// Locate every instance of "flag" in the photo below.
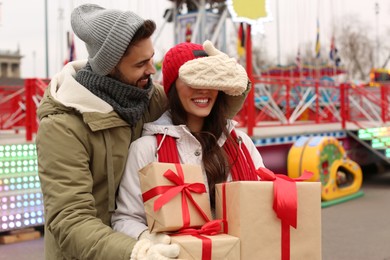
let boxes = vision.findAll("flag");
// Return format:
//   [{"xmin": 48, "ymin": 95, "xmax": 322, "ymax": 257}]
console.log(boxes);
[
  {"xmin": 185, "ymin": 22, "xmax": 192, "ymax": 42},
  {"xmin": 315, "ymin": 19, "xmax": 320, "ymax": 58},
  {"xmin": 237, "ymin": 22, "xmax": 245, "ymax": 57},
  {"xmin": 64, "ymin": 32, "xmax": 76, "ymax": 65},
  {"xmin": 68, "ymin": 33, "xmax": 76, "ymax": 62},
  {"xmin": 329, "ymin": 36, "xmax": 341, "ymax": 66},
  {"xmin": 296, "ymin": 48, "xmax": 301, "ymax": 69}
]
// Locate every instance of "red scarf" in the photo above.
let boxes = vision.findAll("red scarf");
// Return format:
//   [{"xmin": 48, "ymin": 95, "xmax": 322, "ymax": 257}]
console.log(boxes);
[{"xmin": 156, "ymin": 129, "xmax": 258, "ymax": 181}]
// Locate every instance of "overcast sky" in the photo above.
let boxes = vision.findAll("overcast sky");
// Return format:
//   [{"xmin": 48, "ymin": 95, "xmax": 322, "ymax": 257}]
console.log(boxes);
[{"xmin": 0, "ymin": 0, "xmax": 389, "ymax": 78}]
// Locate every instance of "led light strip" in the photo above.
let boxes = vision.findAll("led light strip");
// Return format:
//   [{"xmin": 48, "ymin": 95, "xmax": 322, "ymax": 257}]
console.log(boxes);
[
  {"xmin": 372, "ymin": 137, "xmax": 390, "ymax": 149},
  {"xmin": 0, "ymin": 143, "xmax": 44, "ymax": 232},
  {"xmin": 357, "ymin": 126, "xmax": 390, "ymax": 140},
  {"xmin": 1, "ymin": 208, "xmax": 44, "ymax": 231},
  {"xmin": 357, "ymin": 127, "xmax": 390, "ymax": 152},
  {"xmin": 1, "ymin": 192, "xmax": 43, "ymax": 211}
]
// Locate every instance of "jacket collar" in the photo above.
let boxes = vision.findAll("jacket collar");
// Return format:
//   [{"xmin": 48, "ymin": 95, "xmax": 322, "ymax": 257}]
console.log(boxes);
[
  {"xmin": 37, "ymin": 60, "xmax": 130, "ymax": 131},
  {"xmin": 49, "ymin": 60, "xmax": 113, "ymax": 114}
]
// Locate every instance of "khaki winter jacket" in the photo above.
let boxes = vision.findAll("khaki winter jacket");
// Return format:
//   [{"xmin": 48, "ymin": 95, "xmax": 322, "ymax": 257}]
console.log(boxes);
[{"xmin": 35, "ymin": 60, "xmax": 167, "ymax": 260}]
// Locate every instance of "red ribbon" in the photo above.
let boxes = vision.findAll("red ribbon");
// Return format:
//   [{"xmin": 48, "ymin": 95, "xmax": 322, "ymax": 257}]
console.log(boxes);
[
  {"xmin": 221, "ymin": 183, "xmax": 228, "ymax": 234},
  {"xmin": 142, "ymin": 164, "xmax": 210, "ymax": 229},
  {"xmin": 172, "ymin": 220, "xmax": 223, "ymax": 260},
  {"xmin": 256, "ymin": 167, "xmax": 313, "ymax": 260},
  {"xmin": 176, "ymin": 219, "xmax": 222, "ymax": 236}
]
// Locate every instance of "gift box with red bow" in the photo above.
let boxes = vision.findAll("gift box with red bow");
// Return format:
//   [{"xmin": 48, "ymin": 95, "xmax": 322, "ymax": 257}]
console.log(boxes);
[
  {"xmin": 170, "ymin": 220, "xmax": 240, "ymax": 260},
  {"xmin": 139, "ymin": 162, "xmax": 213, "ymax": 233},
  {"xmin": 171, "ymin": 233, "xmax": 240, "ymax": 260},
  {"xmin": 215, "ymin": 168, "xmax": 322, "ymax": 260}
]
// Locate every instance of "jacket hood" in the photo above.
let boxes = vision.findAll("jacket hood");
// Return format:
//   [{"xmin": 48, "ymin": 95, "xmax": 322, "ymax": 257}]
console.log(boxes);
[{"xmin": 37, "ymin": 60, "xmax": 113, "ymax": 120}]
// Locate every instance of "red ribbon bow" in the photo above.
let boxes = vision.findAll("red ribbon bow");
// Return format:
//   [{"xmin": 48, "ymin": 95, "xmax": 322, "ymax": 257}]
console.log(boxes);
[
  {"xmin": 142, "ymin": 164, "xmax": 210, "ymax": 229},
  {"xmin": 172, "ymin": 220, "xmax": 223, "ymax": 260},
  {"xmin": 255, "ymin": 167, "xmax": 313, "ymax": 260},
  {"xmin": 176, "ymin": 219, "xmax": 222, "ymax": 236}
]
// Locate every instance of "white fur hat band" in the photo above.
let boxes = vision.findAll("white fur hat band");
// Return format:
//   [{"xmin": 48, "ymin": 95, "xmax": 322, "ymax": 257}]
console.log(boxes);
[{"xmin": 179, "ymin": 40, "xmax": 248, "ymax": 96}]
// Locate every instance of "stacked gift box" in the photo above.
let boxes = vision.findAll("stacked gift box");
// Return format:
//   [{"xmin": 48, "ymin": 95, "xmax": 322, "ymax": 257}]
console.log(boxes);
[{"xmin": 139, "ymin": 162, "xmax": 322, "ymax": 259}]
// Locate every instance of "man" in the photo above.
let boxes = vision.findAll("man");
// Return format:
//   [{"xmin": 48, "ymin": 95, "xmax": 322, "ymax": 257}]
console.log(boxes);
[{"xmin": 36, "ymin": 4, "xmax": 248, "ymax": 260}]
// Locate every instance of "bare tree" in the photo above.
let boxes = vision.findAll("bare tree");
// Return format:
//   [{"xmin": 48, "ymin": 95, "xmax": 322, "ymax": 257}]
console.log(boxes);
[
  {"xmin": 252, "ymin": 34, "xmax": 273, "ymax": 71},
  {"xmin": 336, "ymin": 15, "xmax": 375, "ymax": 81},
  {"xmin": 284, "ymin": 16, "xmax": 390, "ymax": 81},
  {"xmin": 381, "ymin": 27, "xmax": 390, "ymax": 68}
]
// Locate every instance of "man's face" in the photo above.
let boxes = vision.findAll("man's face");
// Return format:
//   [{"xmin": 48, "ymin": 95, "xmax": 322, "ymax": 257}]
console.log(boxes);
[{"xmin": 110, "ymin": 37, "xmax": 156, "ymax": 88}]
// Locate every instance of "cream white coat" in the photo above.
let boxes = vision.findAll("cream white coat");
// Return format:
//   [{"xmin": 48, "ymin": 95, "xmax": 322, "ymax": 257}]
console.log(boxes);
[{"xmin": 112, "ymin": 111, "xmax": 265, "ymax": 239}]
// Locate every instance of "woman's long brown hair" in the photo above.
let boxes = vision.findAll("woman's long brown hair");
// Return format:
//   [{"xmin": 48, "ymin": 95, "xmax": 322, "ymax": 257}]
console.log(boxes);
[{"xmin": 167, "ymin": 84, "xmax": 238, "ymax": 208}]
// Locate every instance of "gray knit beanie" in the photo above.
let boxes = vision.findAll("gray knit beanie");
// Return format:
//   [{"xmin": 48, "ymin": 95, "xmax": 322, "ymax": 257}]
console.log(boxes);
[{"xmin": 71, "ymin": 4, "xmax": 144, "ymax": 75}]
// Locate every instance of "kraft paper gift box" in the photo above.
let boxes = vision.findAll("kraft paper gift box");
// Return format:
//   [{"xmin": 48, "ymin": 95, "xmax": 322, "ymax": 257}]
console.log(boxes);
[
  {"xmin": 170, "ymin": 233, "xmax": 240, "ymax": 260},
  {"xmin": 215, "ymin": 181, "xmax": 322, "ymax": 260},
  {"xmin": 139, "ymin": 162, "xmax": 212, "ymax": 233}
]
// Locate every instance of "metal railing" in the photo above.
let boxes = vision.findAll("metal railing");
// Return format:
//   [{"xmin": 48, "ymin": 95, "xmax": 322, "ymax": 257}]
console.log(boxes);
[
  {"xmin": 235, "ymin": 76, "xmax": 390, "ymax": 134},
  {"xmin": 1, "ymin": 77, "xmax": 389, "ymax": 140}
]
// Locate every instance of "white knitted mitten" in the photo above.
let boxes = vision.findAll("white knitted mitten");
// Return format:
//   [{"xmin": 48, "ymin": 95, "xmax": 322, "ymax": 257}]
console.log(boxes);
[
  {"xmin": 131, "ymin": 230, "xmax": 179, "ymax": 260},
  {"xmin": 138, "ymin": 229, "xmax": 171, "ymax": 244},
  {"xmin": 130, "ymin": 239, "xmax": 180, "ymax": 260},
  {"xmin": 179, "ymin": 40, "xmax": 248, "ymax": 96}
]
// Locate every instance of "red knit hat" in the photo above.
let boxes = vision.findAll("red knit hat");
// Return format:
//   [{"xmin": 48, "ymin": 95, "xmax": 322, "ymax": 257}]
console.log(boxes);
[{"xmin": 162, "ymin": 42, "xmax": 206, "ymax": 94}]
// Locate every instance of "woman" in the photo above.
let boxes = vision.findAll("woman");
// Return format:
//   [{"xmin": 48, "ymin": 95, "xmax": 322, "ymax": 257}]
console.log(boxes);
[{"xmin": 112, "ymin": 41, "xmax": 265, "ymax": 259}]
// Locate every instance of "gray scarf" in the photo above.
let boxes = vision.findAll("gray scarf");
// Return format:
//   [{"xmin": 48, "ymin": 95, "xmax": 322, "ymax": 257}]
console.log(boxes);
[{"xmin": 75, "ymin": 63, "xmax": 151, "ymax": 126}]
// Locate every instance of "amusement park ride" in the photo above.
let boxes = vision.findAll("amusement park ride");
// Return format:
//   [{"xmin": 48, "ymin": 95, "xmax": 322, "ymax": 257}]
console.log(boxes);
[{"xmin": 0, "ymin": 0, "xmax": 389, "ymax": 233}]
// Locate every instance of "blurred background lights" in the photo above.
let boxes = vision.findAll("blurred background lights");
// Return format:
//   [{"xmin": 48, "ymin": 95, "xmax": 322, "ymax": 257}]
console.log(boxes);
[{"xmin": 0, "ymin": 143, "xmax": 44, "ymax": 232}]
